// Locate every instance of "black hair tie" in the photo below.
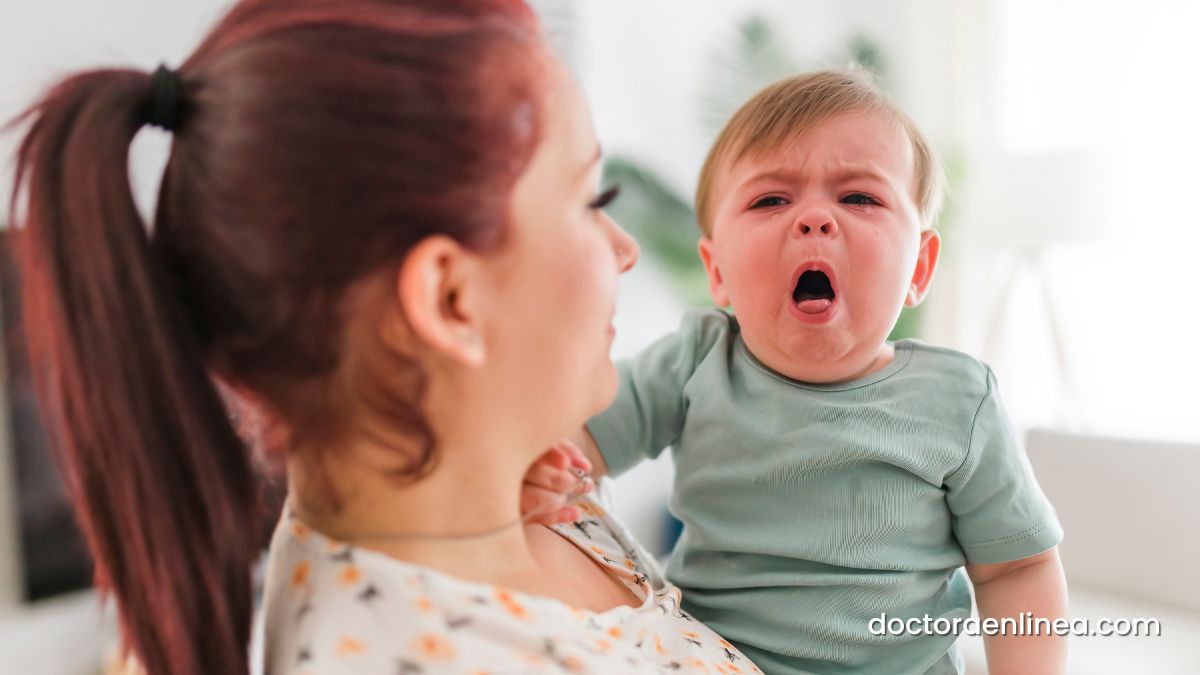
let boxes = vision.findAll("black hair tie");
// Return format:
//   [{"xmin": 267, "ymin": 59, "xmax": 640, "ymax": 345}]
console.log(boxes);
[{"xmin": 146, "ymin": 64, "xmax": 185, "ymax": 132}]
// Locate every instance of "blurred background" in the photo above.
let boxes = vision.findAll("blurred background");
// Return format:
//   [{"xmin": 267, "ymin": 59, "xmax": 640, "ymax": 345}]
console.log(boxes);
[{"xmin": 0, "ymin": 1, "xmax": 1196, "ymax": 673}]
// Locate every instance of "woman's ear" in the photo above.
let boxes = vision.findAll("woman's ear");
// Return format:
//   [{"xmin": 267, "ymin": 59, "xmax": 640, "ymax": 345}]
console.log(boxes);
[
  {"xmin": 395, "ymin": 235, "xmax": 486, "ymax": 367},
  {"xmin": 904, "ymin": 229, "xmax": 942, "ymax": 308},
  {"xmin": 697, "ymin": 236, "xmax": 731, "ymax": 307}
]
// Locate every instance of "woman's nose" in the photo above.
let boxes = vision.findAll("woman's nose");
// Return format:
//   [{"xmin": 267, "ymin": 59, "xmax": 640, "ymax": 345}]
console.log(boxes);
[{"xmin": 608, "ymin": 215, "xmax": 640, "ymax": 273}]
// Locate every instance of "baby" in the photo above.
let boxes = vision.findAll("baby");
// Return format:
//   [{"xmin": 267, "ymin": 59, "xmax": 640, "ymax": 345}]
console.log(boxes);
[{"xmin": 532, "ymin": 70, "xmax": 1067, "ymax": 675}]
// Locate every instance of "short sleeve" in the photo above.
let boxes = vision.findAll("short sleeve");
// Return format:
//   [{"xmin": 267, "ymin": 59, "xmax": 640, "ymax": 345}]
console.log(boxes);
[
  {"xmin": 944, "ymin": 368, "xmax": 1064, "ymax": 564},
  {"xmin": 586, "ymin": 310, "xmax": 729, "ymax": 477}
]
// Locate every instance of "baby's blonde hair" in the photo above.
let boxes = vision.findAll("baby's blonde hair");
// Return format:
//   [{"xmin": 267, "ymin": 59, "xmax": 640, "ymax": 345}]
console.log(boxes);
[{"xmin": 695, "ymin": 69, "xmax": 945, "ymax": 235}]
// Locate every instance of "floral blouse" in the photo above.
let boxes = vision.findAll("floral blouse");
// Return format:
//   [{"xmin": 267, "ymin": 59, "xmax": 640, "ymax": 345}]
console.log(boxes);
[{"xmin": 260, "ymin": 489, "xmax": 757, "ymax": 674}]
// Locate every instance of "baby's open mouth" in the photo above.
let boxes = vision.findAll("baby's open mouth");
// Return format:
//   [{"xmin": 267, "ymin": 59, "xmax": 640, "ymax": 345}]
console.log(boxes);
[{"xmin": 792, "ymin": 270, "xmax": 835, "ymax": 314}]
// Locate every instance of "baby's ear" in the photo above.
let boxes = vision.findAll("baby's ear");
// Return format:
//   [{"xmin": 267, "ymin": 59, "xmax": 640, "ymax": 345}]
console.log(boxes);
[
  {"xmin": 905, "ymin": 229, "xmax": 941, "ymax": 307},
  {"xmin": 697, "ymin": 237, "xmax": 731, "ymax": 307}
]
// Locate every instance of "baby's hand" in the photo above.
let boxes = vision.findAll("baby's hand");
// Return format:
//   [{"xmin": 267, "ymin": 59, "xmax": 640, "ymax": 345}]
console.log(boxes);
[{"xmin": 521, "ymin": 440, "xmax": 594, "ymax": 525}]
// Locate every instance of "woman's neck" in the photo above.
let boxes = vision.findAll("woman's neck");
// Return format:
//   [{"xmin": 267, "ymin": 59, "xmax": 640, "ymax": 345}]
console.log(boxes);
[{"xmin": 287, "ymin": 434, "xmax": 545, "ymax": 584}]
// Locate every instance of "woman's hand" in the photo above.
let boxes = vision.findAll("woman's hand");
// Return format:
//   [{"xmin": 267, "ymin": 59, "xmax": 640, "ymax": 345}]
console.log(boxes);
[{"xmin": 521, "ymin": 440, "xmax": 594, "ymax": 525}]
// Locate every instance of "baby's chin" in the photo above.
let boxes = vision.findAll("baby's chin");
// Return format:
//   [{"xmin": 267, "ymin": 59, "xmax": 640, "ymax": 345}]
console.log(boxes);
[{"xmin": 757, "ymin": 327, "xmax": 876, "ymax": 384}]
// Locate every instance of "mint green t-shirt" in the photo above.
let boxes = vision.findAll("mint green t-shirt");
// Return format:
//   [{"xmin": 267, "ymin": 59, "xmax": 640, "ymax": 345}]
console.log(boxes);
[{"xmin": 587, "ymin": 309, "xmax": 1063, "ymax": 675}]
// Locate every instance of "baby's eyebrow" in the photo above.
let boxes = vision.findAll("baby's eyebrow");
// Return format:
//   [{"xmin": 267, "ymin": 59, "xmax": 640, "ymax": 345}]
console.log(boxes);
[
  {"xmin": 827, "ymin": 165, "xmax": 892, "ymax": 185},
  {"xmin": 736, "ymin": 169, "xmax": 800, "ymax": 190},
  {"xmin": 736, "ymin": 165, "xmax": 894, "ymax": 192}
]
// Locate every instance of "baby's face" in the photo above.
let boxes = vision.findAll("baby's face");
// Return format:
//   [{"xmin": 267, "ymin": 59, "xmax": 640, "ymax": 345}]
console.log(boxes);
[{"xmin": 700, "ymin": 111, "xmax": 939, "ymax": 383}]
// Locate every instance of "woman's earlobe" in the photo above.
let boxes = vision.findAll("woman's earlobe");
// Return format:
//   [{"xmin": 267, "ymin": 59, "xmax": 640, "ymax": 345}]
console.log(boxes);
[{"xmin": 458, "ymin": 329, "xmax": 486, "ymax": 367}]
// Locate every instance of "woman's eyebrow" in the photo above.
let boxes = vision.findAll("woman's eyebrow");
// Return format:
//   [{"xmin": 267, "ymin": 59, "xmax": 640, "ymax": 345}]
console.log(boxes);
[{"xmin": 578, "ymin": 145, "xmax": 603, "ymax": 179}]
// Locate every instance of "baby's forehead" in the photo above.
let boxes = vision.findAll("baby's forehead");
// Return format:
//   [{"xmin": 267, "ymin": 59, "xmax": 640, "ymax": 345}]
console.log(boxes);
[{"xmin": 731, "ymin": 111, "xmax": 915, "ymax": 181}]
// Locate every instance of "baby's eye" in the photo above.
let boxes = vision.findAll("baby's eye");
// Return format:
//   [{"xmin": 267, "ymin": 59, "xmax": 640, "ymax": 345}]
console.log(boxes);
[
  {"xmin": 750, "ymin": 196, "xmax": 789, "ymax": 209},
  {"xmin": 841, "ymin": 193, "xmax": 881, "ymax": 206}
]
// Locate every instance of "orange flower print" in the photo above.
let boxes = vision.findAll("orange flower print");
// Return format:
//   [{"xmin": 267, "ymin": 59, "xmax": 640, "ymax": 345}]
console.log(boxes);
[
  {"xmin": 502, "ymin": 600, "xmax": 529, "ymax": 620},
  {"xmin": 561, "ymin": 654, "xmax": 586, "ymax": 672},
  {"xmin": 492, "ymin": 587, "xmax": 529, "ymax": 620},
  {"xmin": 335, "ymin": 636, "xmax": 366, "ymax": 657},
  {"xmin": 410, "ymin": 633, "xmax": 456, "ymax": 661},
  {"xmin": 339, "ymin": 565, "xmax": 362, "ymax": 587},
  {"xmin": 590, "ymin": 546, "xmax": 607, "ymax": 556},
  {"xmin": 607, "ymin": 626, "xmax": 623, "ymax": 639},
  {"xmin": 686, "ymin": 658, "xmax": 710, "ymax": 673},
  {"xmin": 415, "ymin": 596, "xmax": 435, "ymax": 614},
  {"xmin": 290, "ymin": 561, "xmax": 311, "ymax": 589},
  {"xmin": 717, "ymin": 638, "xmax": 734, "ymax": 650},
  {"xmin": 593, "ymin": 638, "xmax": 613, "ymax": 653},
  {"xmin": 291, "ymin": 521, "xmax": 311, "ymax": 542},
  {"xmin": 624, "ymin": 558, "xmax": 636, "ymax": 570},
  {"xmin": 654, "ymin": 634, "xmax": 668, "ymax": 655}
]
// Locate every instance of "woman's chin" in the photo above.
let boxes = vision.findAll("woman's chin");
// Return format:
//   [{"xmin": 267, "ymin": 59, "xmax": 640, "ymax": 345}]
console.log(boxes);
[{"xmin": 591, "ymin": 360, "xmax": 620, "ymax": 412}]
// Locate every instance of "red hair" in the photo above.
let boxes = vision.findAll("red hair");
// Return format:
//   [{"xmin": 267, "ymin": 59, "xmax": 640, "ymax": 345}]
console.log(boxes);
[{"xmin": 6, "ymin": 0, "xmax": 543, "ymax": 673}]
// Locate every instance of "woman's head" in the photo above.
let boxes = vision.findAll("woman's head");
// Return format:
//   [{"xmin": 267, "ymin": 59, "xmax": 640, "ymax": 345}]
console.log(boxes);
[
  {"xmin": 161, "ymin": 0, "xmax": 548, "ymax": 459},
  {"xmin": 391, "ymin": 55, "xmax": 638, "ymax": 461},
  {"xmin": 7, "ymin": 0, "xmax": 635, "ymax": 672}
]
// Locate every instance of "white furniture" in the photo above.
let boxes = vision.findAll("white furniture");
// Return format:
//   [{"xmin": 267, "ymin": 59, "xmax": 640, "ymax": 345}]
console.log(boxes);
[{"xmin": 959, "ymin": 428, "xmax": 1200, "ymax": 674}]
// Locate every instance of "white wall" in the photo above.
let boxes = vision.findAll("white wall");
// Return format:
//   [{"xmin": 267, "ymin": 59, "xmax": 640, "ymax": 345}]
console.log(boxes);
[{"xmin": 573, "ymin": 0, "xmax": 972, "ymax": 200}]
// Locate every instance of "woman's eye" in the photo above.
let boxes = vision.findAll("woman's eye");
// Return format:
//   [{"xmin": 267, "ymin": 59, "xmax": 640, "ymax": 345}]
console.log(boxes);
[
  {"xmin": 842, "ymin": 193, "xmax": 881, "ymax": 206},
  {"xmin": 589, "ymin": 184, "xmax": 621, "ymax": 210},
  {"xmin": 750, "ymin": 196, "xmax": 789, "ymax": 209}
]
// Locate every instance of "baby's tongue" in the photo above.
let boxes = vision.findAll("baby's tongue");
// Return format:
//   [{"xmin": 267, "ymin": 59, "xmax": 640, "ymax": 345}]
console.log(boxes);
[{"xmin": 795, "ymin": 299, "xmax": 832, "ymax": 314}]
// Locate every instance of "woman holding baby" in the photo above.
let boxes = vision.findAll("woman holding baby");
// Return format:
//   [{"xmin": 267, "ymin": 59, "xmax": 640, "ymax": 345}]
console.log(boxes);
[{"xmin": 8, "ymin": 0, "xmax": 756, "ymax": 673}]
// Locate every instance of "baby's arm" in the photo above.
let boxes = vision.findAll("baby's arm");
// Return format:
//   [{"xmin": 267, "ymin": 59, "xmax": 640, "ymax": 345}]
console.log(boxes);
[
  {"xmin": 968, "ymin": 547, "xmax": 1068, "ymax": 675},
  {"xmin": 568, "ymin": 426, "xmax": 607, "ymax": 478},
  {"xmin": 522, "ymin": 311, "xmax": 729, "ymax": 524},
  {"xmin": 945, "ymin": 366, "xmax": 1068, "ymax": 673}
]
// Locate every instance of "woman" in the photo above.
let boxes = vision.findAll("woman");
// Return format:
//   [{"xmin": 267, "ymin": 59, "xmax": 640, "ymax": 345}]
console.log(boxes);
[{"xmin": 10, "ymin": 0, "xmax": 757, "ymax": 673}]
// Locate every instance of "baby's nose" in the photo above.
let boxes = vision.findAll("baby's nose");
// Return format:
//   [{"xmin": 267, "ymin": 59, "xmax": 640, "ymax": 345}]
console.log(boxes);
[{"xmin": 794, "ymin": 210, "xmax": 839, "ymax": 237}]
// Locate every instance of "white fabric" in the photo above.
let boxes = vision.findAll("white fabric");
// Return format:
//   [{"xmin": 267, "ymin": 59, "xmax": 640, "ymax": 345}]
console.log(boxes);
[{"xmin": 261, "ymin": 491, "xmax": 757, "ymax": 674}]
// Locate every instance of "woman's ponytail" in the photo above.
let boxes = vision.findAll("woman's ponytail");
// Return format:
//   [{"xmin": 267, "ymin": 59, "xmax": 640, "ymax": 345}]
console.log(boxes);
[{"xmin": 8, "ymin": 67, "xmax": 259, "ymax": 675}]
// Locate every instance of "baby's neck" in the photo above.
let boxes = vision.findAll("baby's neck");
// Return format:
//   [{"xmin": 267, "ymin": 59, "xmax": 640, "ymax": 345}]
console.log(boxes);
[
  {"xmin": 830, "ymin": 343, "xmax": 896, "ymax": 383},
  {"xmin": 759, "ymin": 341, "xmax": 897, "ymax": 385}
]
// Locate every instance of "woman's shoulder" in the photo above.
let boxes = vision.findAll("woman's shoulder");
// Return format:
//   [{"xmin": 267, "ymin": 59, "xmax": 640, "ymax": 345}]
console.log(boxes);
[
  {"xmin": 259, "ymin": 495, "xmax": 758, "ymax": 673},
  {"xmin": 261, "ymin": 511, "xmax": 552, "ymax": 673}
]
